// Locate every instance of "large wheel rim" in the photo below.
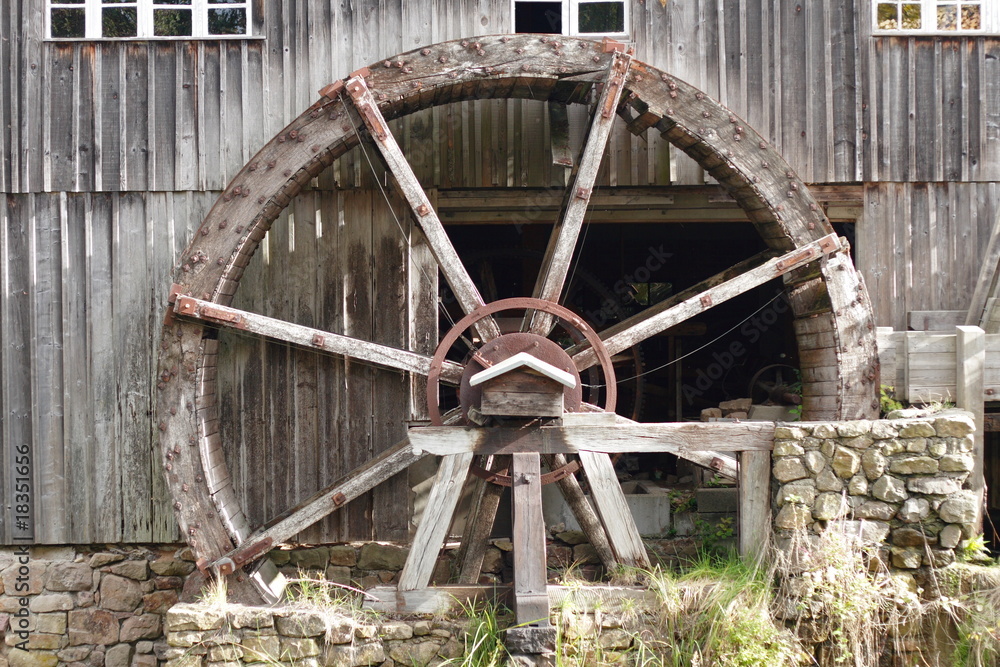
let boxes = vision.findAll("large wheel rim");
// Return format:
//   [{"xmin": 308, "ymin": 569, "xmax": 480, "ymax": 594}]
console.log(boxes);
[{"xmin": 156, "ymin": 34, "xmax": 879, "ymax": 601}]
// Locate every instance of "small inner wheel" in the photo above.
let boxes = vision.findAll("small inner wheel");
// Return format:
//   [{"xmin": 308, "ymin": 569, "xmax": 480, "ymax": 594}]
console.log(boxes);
[{"xmin": 458, "ymin": 332, "xmax": 583, "ymax": 423}]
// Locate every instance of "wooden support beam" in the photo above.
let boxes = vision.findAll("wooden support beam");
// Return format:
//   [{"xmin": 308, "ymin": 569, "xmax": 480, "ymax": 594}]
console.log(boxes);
[
  {"xmin": 738, "ymin": 450, "xmax": 771, "ymax": 563},
  {"xmin": 527, "ymin": 53, "xmax": 631, "ymax": 335},
  {"xmin": 511, "ymin": 453, "xmax": 550, "ymax": 626},
  {"xmin": 343, "ymin": 76, "xmax": 500, "ymax": 342},
  {"xmin": 363, "ymin": 584, "xmax": 658, "ymax": 615},
  {"xmin": 407, "ymin": 422, "xmax": 774, "ymax": 456},
  {"xmin": 545, "ymin": 453, "xmax": 616, "ymax": 567},
  {"xmin": 956, "ymin": 325, "xmax": 986, "ymax": 532},
  {"xmin": 577, "ymin": 405, "xmax": 739, "ymax": 479},
  {"xmin": 569, "ymin": 234, "xmax": 841, "ymax": 370},
  {"xmin": 548, "ymin": 103, "xmax": 573, "ymax": 169},
  {"xmin": 456, "ymin": 456, "xmax": 508, "ymax": 584},
  {"xmin": 578, "ymin": 451, "xmax": 649, "ymax": 567},
  {"xmin": 398, "ymin": 453, "xmax": 474, "ymax": 591},
  {"xmin": 209, "ymin": 440, "xmax": 422, "ymax": 575},
  {"xmin": 173, "ymin": 294, "xmax": 464, "ymax": 384}
]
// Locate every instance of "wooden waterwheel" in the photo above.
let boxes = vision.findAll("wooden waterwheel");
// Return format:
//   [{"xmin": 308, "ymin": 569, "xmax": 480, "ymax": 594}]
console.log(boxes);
[{"xmin": 156, "ymin": 35, "xmax": 879, "ymax": 612}]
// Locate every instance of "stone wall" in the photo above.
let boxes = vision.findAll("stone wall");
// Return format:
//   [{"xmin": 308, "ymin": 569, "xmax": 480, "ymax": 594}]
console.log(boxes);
[
  {"xmin": 771, "ymin": 409, "xmax": 978, "ymax": 569},
  {"xmin": 0, "ymin": 546, "xmax": 194, "ymax": 667},
  {"xmin": 163, "ymin": 603, "xmax": 468, "ymax": 667}
]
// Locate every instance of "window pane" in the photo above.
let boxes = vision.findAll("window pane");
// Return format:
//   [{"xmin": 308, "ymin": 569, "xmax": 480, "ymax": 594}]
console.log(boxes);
[
  {"xmin": 514, "ymin": 1, "xmax": 562, "ymax": 34},
  {"xmin": 209, "ymin": 0, "xmax": 243, "ymax": 3},
  {"xmin": 154, "ymin": 0, "xmax": 192, "ymax": 5},
  {"xmin": 103, "ymin": 7, "xmax": 137, "ymax": 36},
  {"xmin": 51, "ymin": 8, "xmax": 85, "ymax": 37},
  {"xmin": 937, "ymin": 3, "xmax": 958, "ymax": 29},
  {"xmin": 877, "ymin": 3, "xmax": 898, "ymax": 29},
  {"xmin": 961, "ymin": 4, "xmax": 981, "ymax": 29},
  {"xmin": 901, "ymin": 3, "xmax": 921, "ymax": 28},
  {"xmin": 154, "ymin": 8, "xmax": 192, "ymax": 35},
  {"xmin": 578, "ymin": 2, "xmax": 625, "ymax": 33},
  {"xmin": 51, "ymin": 0, "xmax": 81, "ymax": 4},
  {"xmin": 208, "ymin": 8, "xmax": 246, "ymax": 34},
  {"xmin": 103, "ymin": 1, "xmax": 136, "ymax": 4}
]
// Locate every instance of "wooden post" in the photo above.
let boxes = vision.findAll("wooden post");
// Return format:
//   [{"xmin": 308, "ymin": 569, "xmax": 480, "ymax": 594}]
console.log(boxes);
[
  {"xmin": 738, "ymin": 450, "xmax": 771, "ymax": 562},
  {"xmin": 511, "ymin": 453, "xmax": 550, "ymax": 627},
  {"xmin": 956, "ymin": 325, "xmax": 986, "ymax": 532}
]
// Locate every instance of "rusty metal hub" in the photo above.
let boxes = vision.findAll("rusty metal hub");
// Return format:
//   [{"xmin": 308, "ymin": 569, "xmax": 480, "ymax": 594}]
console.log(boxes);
[{"xmin": 425, "ymin": 297, "xmax": 618, "ymax": 486}]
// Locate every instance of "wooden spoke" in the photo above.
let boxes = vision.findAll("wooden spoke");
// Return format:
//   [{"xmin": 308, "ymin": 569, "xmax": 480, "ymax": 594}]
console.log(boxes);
[
  {"xmin": 172, "ymin": 294, "xmax": 464, "ymax": 384},
  {"xmin": 343, "ymin": 76, "xmax": 500, "ymax": 342},
  {"xmin": 544, "ymin": 453, "xmax": 616, "ymax": 566},
  {"xmin": 569, "ymin": 233, "xmax": 841, "ymax": 370},
  {"xmin": 526, "ymin": 53, "xmax": 631, "ymax": 335},
  {"xmin": 208, "ymin": 440, "xmax": 423, "ymax": 575}
]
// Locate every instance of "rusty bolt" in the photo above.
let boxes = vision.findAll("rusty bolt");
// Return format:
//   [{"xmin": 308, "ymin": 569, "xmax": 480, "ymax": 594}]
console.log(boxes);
[
  {"xmin": 248, "ymin": 162, "xmax": 258, "ymax": 171},
  {"xmin": 421, "ymin": 48, "xmax": 431, "ymax": 55},
  {"xmin": 808, "ymin": 222, "xmax": 816, "ymax": 230},
  {"xmin": 461, "ymin": 40, "xmax": 469, "ymax": 47},
  {"xmin": 235, "ymin": 225, "xmax": 243, "ymax": 233},
  {"xmin": 439, "ymin": 55, "xmax": 448, "ymax": 63},
  {"xmin": 195, "ymin": 475, "xmax": 203, "ymax": 482},
  {"xmin": 283, "ymin": 169, "xmax": 292, "ymax": 177},
  {"xmin": 733, "ymin": 134, "xmax": 741, "ymax": 141},
  {"xmin": 661, "ymin": 73, "xmax": 669, "ymax": 81},
  {"xmin": 502, "ymin": 36, "xmax": 511, "ymax": 43},
  {"xmin": 289, "ymin": 130, "xmax": 299, "ymax": 140},
  {"xmin": 668, "ymin": 82, "xmax": 677, "ymax": 90},
  {"xmin": 540, "ymin": 36, "xmax": 548, "ymax": 43},
  {"xmin": 267, "ymin": 160, "xmax": 276, "ymax": 169},
  {"xmin": 809, "ymin": 203, "xmax": 818, "ymax": 211},
  {"xmin": 277, "ymin": 135, "xmax": 286, "ymax": 143},
  {"xmin": 170, "ymin": 407, "xmax": 177, "ymax": 416},
  {"xmin": 695, "ymin": 92, "xmax": 704, "ymax": 100},
  {"xmin": 791, "ymin": 183, "xmax": 799, "ymax": 191},
  {"xmin": 188, "ymin": 527, "xmax": 196, "ymax": 535},
  {"xmin": 182, "ymin": 483, "xmax": 189, "ymax": 492},
  {"xmin": 448, "ymin": 71, "xmax": 458, "ymax": 78},
  {"xmin": 377, "ymin": 92, "xmax": 387, "ymax": 101},
  {"xmin": 593, "ymin": 55, "xmax": 601, "ymax": 63},
  {"xmin": 257, "ymin": 196, "xmax": 265, "ymax": 204},
  {"xmin": 404, "ymin": 65, "xmax": 414, "ymax": 73},
  {"xmin": 702, "ymin": 111, "xmax": 710, "ymax": 118},
  {"xmin": 777, "ymin": 204, "xmax": 785, "ymax": 212},
  {"xmin": 311, "ymin": 144, "xmax": 320, "ymax": 153},
  {"xmin": 411, "ymin": 81, "xmax": 422, "ymax": 88},
  {"xmin": 473, "ymin": 42, "xmax": 481, "ymax": 50},
  {"xmin": 165, "ymin": 463, "xmax": 172, "ymax": 472},
  {"xmin": 188, "ymin": 435, "xmax": 196, "ymax": 444},
  {"xmin": 729, "ymin": 115, "xmax": 737, "ymax": 124},
  {"xmin": 157, "ymin": 381, "xmax": 165, "ymax": 390},
  {"xmin": 522, "ymin": 64, "xmax": 531, "ymax": 71},
  {"xmin": 310, "ymin": 109, "xmax": 319, "ymax": 118},
  {"xmin": 383, "ymin": 60, "xmax": 392, "ymax": 68},
  {"xmin": 417, "ymin": 204, "xmax": 430, "ymax": 216},
  {"xmin": 786, "ymin": 171, "xmax": 795, "ymax": 178},
  {"xmin": 762, "ymin": 162, "xmax": 769, "ymax": 169},
  {"xmin": 182, "ymin": 264, "xmax": 190, "ymax": 273},
  {"xmin": 669, "ymin": 91, "xmax": 677, "ymax": 98},
  {"xmin": 554, "ymin": 50, "xmax": 562, "ymax": 56},
  {"xmin": 174, "ymin": 502, "xmax": 182, "ymax": 510},
  {"xmin": 219, "ymin": 219, "xmax": 228, "ymax": 229},
  {"xmin": 759, "ymin": 141, "xmax": 767, "ymax": 149}
]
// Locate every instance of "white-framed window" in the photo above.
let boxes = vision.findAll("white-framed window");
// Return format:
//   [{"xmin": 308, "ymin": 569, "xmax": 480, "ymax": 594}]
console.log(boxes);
[
  {"xmin": 512, "ymin": 0, "xmax": 629, "ymax": 38},
  {"xmin": 873, "ymin": 1, "xmax": 1000, "ymax": 33},
  {"xmin": 47, "ymin": 0, "xmax": 252, "ymax": 40}
]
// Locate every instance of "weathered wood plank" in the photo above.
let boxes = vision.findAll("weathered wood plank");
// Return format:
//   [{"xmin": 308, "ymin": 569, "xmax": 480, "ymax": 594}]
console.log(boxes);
[
  {"xmin": 398, "ymin": 452, "xmax": 473, "ymax": 591},
  {"xmin": 511, "ymin": 453, "xmax": 550, "ymax": 626},
  {"xmin": 956, "ymin": 326, "xmax": 985, "ymax": 532},
  {"xmin": 173, "ymin": 295, "xmax": 463, "ymax": 383},
  {"xmin": 738, "ymin": 450, "xmax": 770, "ymax": 562},
  {"xmin": 578, "ymin": 451, "xmax": 649, "ymax": 568},
  {"xmin": 408, "ymin": 422, "xmax": 774, "ymax": 456}
]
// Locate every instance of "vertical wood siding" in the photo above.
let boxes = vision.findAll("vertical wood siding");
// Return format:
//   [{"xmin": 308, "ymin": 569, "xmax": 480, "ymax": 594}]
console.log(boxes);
[
  {"xmin": 3, "ymin": 0, "xmax": 1000, "ymax": 544},
  {"xmin": 858, "ymin": 182, "xmax": 1000, "ymax": 331}
]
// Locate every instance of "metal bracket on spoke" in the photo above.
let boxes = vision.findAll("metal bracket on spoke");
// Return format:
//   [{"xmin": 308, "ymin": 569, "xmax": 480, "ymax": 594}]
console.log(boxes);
[{"xmin": 346, "ymin": 77, "xmax": 388, "ymax": 141}]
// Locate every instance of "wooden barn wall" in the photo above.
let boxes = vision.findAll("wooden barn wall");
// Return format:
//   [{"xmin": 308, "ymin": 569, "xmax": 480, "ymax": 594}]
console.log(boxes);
[
  {"xmin": 2, "ymin": 0, "xmax": 877, "ymax": 195},
  {"xmin": 857, "ymin": 182, "xmax": 1000, "ymax": 332},
  {"xmin": 0, "ymin": 192, "xmax": 209, "ymax": 544}
]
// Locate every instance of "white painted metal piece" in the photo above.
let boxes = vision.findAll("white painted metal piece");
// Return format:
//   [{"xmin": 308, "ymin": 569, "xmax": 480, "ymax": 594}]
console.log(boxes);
[{"xmin": 468, "ymin": 351, "xmax": 577, "ymax": 389}]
